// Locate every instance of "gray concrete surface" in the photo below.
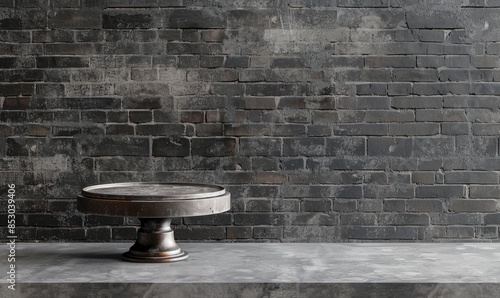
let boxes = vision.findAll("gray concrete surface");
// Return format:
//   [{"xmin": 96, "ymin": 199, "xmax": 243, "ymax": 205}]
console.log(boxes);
[{"xmin": 2, "ymin": 243, "xmax": 500, "ymax": 297}]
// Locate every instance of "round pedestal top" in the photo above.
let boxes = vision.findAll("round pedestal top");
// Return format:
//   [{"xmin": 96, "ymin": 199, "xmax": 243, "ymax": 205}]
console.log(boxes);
[
  {"xmin": 82, "ymin": 182, "xmax": 226, "ymax": 200},
  {"xmin": 77, "ymin": 182, "xmax": 231, "ymax": 218}
]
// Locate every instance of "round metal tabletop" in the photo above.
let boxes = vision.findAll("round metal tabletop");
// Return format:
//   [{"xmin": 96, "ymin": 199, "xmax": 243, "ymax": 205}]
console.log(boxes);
[
  {"xmin": 82, "ymin": 182, "xmax": 226, "ymax": 200},
  {"xmin": 77, "ymin": 182, "xmax": 230, "ymax": 218}
]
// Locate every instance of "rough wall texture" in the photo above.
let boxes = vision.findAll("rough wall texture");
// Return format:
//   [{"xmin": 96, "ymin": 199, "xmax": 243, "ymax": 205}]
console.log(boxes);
[{"xmin": 1, "ymin": 0, "xmax": 500, "ymax": 242}]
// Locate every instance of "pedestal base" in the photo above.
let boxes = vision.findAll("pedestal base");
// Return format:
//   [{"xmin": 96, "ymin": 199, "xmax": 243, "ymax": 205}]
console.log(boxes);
[
  {"xmin": 122, "ymin": 218, "xmax": 188, "ymax": 263},
  {"xmin": 121, "ymin": 251, "xmax": 188, "ymax": 263}
]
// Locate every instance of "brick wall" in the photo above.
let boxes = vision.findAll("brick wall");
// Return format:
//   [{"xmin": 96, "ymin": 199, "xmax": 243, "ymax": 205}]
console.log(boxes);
[{"xmin": 1, "ymin": 0, "xmax": 500, "ymax": 242}]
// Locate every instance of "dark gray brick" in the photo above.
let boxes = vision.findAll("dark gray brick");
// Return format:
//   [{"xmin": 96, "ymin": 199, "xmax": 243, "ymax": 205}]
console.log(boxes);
[
  {"xmin": 36, "ymin": 56, "xmax": 89, "ymax": 68},
  {"xmin": 445, "ymin": 171, "xmax": 498, "ymax": 184},
  {"xmin": 166, "ymin": 8, "xmax": 226, "ymax": 28},
  {"xmin": 333, "ymin": 199, "xmax": 357, "ymax": 212},
  {"xmin": 102, "ymin": 12, "xmax": 153, "ymax": 29},
  {"xmin": 240, "ymin": 138, "xmax": 282, "ymax": 156},
  {"xmin": 416, "ymin": 185, "xmax": 466, "ymax": 198},
  {"xmin": 476, "ymin": 226, "xmax": 498, "ymax": 239},
  {"xmin": 444, "ymin": 96, "xmax": 499, "ymax": 112},
  {"xmin": 337, "ymin": 8, "xmax": 403, "ymax": 29},
  {"xmin": 153, "ymin": 137, "xmax": 190, "ymax": 157},
  {"xmin": 224, "ymin": 56, "xmax": 249, "ymax": 68},
  {"xmin": 184, "ymin": 214, "xmax": 232, "ymax": 225},
  {"xmin": 245, "ymin": 97, "xmax": 278, "ymax": 109},
  {"xmin": 472, "ymin": 55, "xmax": 500, "ymax": 68},
  {"xmin": 200, "ymin": 55, "xmax": 224, "ymax": 68},
  {"xmin": 283, "ymin": 185, "xmax": 362, "ymax": 198},
  {"xmin": 406, "ymin": 11, "xmax": 461, "ymax": 29},
  {"xmin": 167, "ymin": 42, "xmax": 205, "ymax": 54},
  {"xmin": 449, "ymin": 199, "xmax": 497, "ymax": 212},
  {"xmin": 472, "ymin": 83, "xmax": 500, "ymax": 95},
  {"xmin": 96, "ymin": 157, "xmax": 151, "ymax": 172},
  {"xmin": 472, "ymin": 124, "xmax": 500, "ymax": 136},
  {"xmin": 81, "ymin": 137, "xmax": 150, "ymax": 157},
  {"xmin": 312, "ymin": 111, "xmax": 339, "ymax": 123},
  {"xmin": 395, "ymin": 29, "xmax": 418, "ymax": 42},
  {"xmin": 417, "ymin": 30, "xmax": 445, "ymax": 42},
  {"xmin": 485, "ymin": 214, "xmax": 500, "ymax": 225},
  {"xmin": 302, "ymin": 199, "xmax": 332, "ymax": 212},
  {"xmin": 391, "ymin": 96, "xmax": 443, "ymax": 109},
  {"xmin": 392, "ymin": 69, "xmax": 438, "ymax": 82},
  {"xmin": 413, "ymin": 82, "xmax": 469, "ymax": 95},
  {"xmin": 253, "ymin": 227, "xmax": 283, "ymax": 239},
  {"xmin": 428, "ymin": 226, "xmax": 474, "ymax": 239},
  {"xmin": 413, "ymin": 137, "xmax": 455, "ymax": 157},
  {"xmin": 283, "ymin": 137, "xmax": 325, "ymax": 156},
  {"xmin": 356, "ymin": 83, "xmax": 387, "ymax": 95},
  {"xmin": 411, "ymin": 172, "xmax": 435, "ymax": 185},
  {"xmin": 334, "ymin": 124, "xmax": 388, "ymax": 136},
  {"xmin": 431, "ymin": 213, "xmax": 482, "ymax": 225},
  {"xmin": 325, "ymin": 137, "xmax": 365, "ymax": 156},
  {"xmin": 48, "ymin": 9, "xmax": 100, "ymax": 28},
  {"xmin": 0, "ymin": 57, "xmax": 16, "ymax": 68},
  {"xmin": 470, "ymin": 70, "xmax": 494, "ymax": 81},
  {"xmin": 201, "ymin": 29, "xmax": 226, "ymax": 42},
  {"xmin": 416, "ymin": 110, "xmax": 467, "ymax": 122},
  {"xmin": 368, "ymin": 137, "xmax": 412, "ymax": 157},
  {"xmin": 224, "ymin": 124, "xmax": 273, "ymax": 136},
  {"xmin": 460, "ymin": 135, "xmax": 497, "ymax": 158},
  {"xmin": 290, "ymin": 172, "xmax": 362, "ymax": 185},
  {"xmin": 307, "ymin": 125, "xmax": 332, "ymax": 137},
  {"xmin": 364, "ymin": 184, "xmax": 415, "ymax": 198},
  {"xmin": 283, "ymin": 226, "xmax": 339, "ymax": 241},
  {"xmin": 37, "ymin": 228, "xmax": 86, "ymax": 241},
  {"xmin": 365, "ymin": 56, "xmax": 415, "ymax": 68},
  {"xmin": 130, "ymin": 111, "xmax": 153, "ymax": 123},
  {"xmin": 123, "ymin": 96, "xmax": 165, "ymax": 109},
  {"xmin": 244, "ymin": 198, "xmax": 272, "ymax": 212},
  {"xmin": 364, "ymin": 110, "xmax": 415, "ymax": 122},
  {"xmin": 281, "ymin": 158, "xmax": 304, "ymax": 170},
  {"xmin": 378, "ymin": 213, "xmax": 429, "ymax": 226},
  {"xmin": 470, "ymin": 185, "xmax": 500, "ymax": 198},
  {"xmin": 136, "ymin": 124, "xmax": 187, "ymax": 136},
  {"xmin": 417, "ymin": 55, "xmax": 444, "ymax": 68},
  {"xmin": 290, "ymin": 9, "xmax": 338, "ymax": 29},
  {"xmin": 423, "ymin": 44, "xmax": 468, "ymax": 56},
  {"xmin": 196, "ymin": 123, "xmax": 223, "ymax": 136},
  {"xmin": 407, "ymin": 199, "xmax": 443, "ymax": 212},
  {"xmin": 27, "ymin": 214, "xmax": 82, "ymax": 227},
  {"xmin": 387, "ymin": 83, "xmax": 412, "ymax": 96},
  {"xmin": 447, "ymin": 29, "xmax": 472, "ymax": 44},
  {"xmin": 0, "ymin": 11, "xmax": 41, "ymax": 29},
  {"xmin": 389, "ymin": 123, "xmax": 439, "ymax": 136},
  {"xmin": 272, "ymin": 124, "xmax": 307, "ymax": 136},
  {"xmin": 337, "ymin": 0, "xmax": 390, "ymax": 7},
  {"xmin": 325, "ymin": 56, "xmax": 363, "ymax": 68},
  {"xmin": 245, "ymin": 83, "xmax": 307, "ymax": 96},
  {"xmin": 439, "ymin": 69, "xmax": 469, "ymax": 82},
  {"xmin": 192, "ymin": 137, "xmax": 237, "ymax": 156},
  {"xmin": 291, "ymin": 213, "xmax": 338, "ymax": 226},
  {"xmin": 346, "ymin": 226, "xmax": 419, "ymax": 240},
  {"xmin": 270, "ymin": 57, "xmax": 305, "ymax": 68},
  {"xmin": 340, "ymin": 213, "xmax": 377, "ymax": 225},
  {"xmin": 174, "ymin": 227, "xmax": 225, "ymax": 240},
  {"xmin": 445, "ymin": 55, "xmax": 471, "ymax": 68},
  {"xmin": 226, "ymin": 227, "xmax": 252, "ymax": 239},
  {"xmin": 233, "ymin": 213, "xmax": 286, "ymax": 226}
]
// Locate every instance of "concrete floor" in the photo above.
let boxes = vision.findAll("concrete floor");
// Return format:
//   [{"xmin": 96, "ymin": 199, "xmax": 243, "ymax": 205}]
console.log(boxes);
[{"xmin": 2, "ymin": 243, "xmax": 500, "ymax": 297}]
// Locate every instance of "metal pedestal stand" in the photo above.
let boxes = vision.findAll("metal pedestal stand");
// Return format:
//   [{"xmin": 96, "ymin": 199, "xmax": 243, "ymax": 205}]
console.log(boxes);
[{"xmin": 77, "ymin": 182, "xmax": 231, "ymax": 263}]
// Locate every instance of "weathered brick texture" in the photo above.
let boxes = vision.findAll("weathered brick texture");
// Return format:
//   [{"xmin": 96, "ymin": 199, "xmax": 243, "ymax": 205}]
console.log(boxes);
[{"xmin": 1, "ymin": 0, "xmax": 500, "ymax": 242}]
